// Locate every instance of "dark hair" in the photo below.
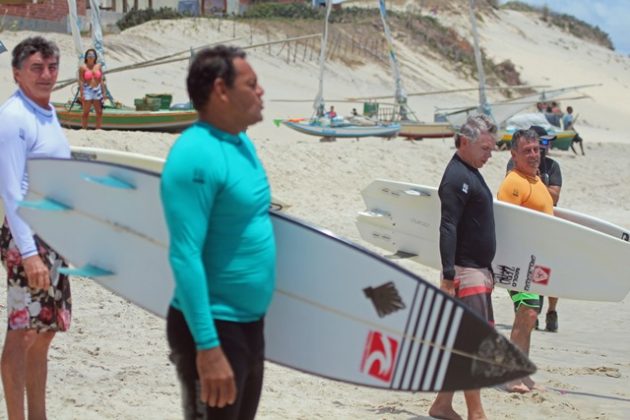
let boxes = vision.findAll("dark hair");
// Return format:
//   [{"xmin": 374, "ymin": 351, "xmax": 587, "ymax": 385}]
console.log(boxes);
[
  {"xmin": 567, "ymin": 106, "xmax": 573, "ymax": 113},
  {"xmin": 11, "ymin": 36, "xmax": 60, "ymax": 69},
  {"xmin": 186, "ymin": 45, "xmax": 246, "ymax": 112},
  {"xmin": 511, "ymin": 129, "xmax": 538, "ymax": 151},
  {"xmin": 84, "ymin": 48, "xmax": 98, "ymax": 64}
]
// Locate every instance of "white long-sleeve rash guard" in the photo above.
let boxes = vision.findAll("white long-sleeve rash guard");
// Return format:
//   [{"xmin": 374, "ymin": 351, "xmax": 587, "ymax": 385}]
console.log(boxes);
[{"xmin": 0, "ymin": 89, "xmax": 70, "ymax": 258}]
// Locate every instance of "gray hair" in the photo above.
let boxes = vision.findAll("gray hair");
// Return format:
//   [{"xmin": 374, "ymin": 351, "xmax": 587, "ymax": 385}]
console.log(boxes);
[
  {"xmin": 11, "ymin": 36, "xmax": 60, "ymax": 69},
  {"xmin": 510, "ymin": 128, "xmax": 538, "ymax": 151},
  {"xmin": 454, "ymin": 114, "xmax": 497, "ymax": 147}
]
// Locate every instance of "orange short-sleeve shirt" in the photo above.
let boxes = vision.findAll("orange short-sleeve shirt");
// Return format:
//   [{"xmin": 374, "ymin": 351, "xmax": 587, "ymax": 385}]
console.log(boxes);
[{"xmin": 497, "ymin": 170, "xmax": 553, "ymax": 215}]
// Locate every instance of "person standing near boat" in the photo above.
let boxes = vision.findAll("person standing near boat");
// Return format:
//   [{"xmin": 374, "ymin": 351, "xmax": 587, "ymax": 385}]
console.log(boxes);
[
  {"xmin": 0, "ymin": 36, "xmax": 73, "ymax": 420},
  {"xmin": 564, "ymin": 106, "xmax": 585, "ymax": 156},
  {"xmin": 78, "ymin": 48, "xmax": 106, "ymax": 129}
]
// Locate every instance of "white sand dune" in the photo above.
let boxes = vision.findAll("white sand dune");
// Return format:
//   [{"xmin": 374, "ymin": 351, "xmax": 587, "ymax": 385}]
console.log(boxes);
[{"xmin": 0, "ymin": 10, "xmax": 629, "ymax": 419}]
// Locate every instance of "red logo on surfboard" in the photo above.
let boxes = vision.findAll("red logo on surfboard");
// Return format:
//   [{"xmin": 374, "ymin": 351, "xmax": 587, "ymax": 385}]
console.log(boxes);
[
  {"xmin": 360, "ymin": 331, "xmax": 399, "ymax": 383},
  {"xmin": 532, "ymin": 265, "xmax": 551, "ymax": 285}
]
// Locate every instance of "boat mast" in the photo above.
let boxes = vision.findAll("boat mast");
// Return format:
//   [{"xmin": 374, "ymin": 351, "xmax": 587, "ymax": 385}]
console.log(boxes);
[
  {"xmin": 468, "ymin": 0, "xmax": 491, "ymax": 117},
  {"xmin": 313, "ymin": 0, "xmax": 333, "ymax": 118},
  {"xmin": 89, "ymin": 0, "xmax": 106, "ymax": 69},
  {"xmin": 377, "ymin": 0, "xmax": 409, "ymax": 119},
  {"xmin": 66, "ymin": 0, "xmax": 84, "ymax": 63},
  {"xmin": 89, "ymin": 0, "xmax": 115, "ymax": 103}
]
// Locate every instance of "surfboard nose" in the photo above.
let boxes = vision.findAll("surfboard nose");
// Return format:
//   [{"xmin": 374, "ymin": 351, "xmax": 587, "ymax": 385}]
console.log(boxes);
[
  {"xmin": 471, "ymin": 334, "xmax": 537, "ymax": 384},
  {"xmin": 441, "ymin": 329, "xmax": 536, "ymax": 391}
]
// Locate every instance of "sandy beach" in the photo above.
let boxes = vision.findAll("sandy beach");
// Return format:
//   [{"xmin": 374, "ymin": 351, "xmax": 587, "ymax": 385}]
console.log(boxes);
[{"xmin": 0, "ymin": 7, "xmax": 629, "ymax": 419}]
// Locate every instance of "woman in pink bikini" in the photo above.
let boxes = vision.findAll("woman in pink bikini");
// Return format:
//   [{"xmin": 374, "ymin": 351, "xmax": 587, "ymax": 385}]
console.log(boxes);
[{"xmin": 78, "ymin": 48, "xmax": 106, "ymax": 129}]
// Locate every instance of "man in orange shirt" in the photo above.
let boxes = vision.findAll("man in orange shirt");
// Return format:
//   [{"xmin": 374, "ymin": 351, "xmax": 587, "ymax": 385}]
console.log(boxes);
[{"xmin": 497, "ymin": 128, "xmax": 553, "ymax": 393}]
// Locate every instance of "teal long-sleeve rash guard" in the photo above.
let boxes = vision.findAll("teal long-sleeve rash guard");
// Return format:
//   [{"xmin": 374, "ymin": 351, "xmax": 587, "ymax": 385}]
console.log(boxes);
[{"xmin": 160, "ymin": 122, "xmax": 276, "ymax": 350}]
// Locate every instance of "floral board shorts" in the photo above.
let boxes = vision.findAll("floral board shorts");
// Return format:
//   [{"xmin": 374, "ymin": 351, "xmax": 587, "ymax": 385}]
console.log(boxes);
[{"xmin": 0, "ymin": 220, "xmax": 72, "ymax": 332}]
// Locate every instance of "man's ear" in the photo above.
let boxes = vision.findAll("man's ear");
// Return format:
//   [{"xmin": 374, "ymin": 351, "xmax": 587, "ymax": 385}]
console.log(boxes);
[{"xmin": 213, "ymin": 78, "xmax": 229, "ymax": 102}]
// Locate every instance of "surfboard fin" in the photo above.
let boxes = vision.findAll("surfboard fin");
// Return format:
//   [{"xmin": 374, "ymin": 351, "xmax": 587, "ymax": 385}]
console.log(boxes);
[
  {"xmin": 19, "ymin": 198, "xmax": 72, "ymax": 211},
  {"xmin": 82, "ymin": 174, "xmax": 136, "ymax": 190},
  {"xmin": 58, "ymin": 264, "xmax": 114, "ymax": 277},
  {"xmin": 392, "ymin": 250, "xmax": 419, "ymax": 259},
  {"xmin": 403, "ymin": 188, "xmax": 431, "ymax": 197}
]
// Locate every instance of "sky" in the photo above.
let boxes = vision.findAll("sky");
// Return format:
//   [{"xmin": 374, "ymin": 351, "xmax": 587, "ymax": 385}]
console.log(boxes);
[{"xmin": 499, "ymin": 0, "xmax": 630, "ymax": 54}]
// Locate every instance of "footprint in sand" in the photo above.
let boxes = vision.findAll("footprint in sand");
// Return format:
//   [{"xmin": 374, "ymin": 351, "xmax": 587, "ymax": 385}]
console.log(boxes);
[{"xmin": 585, "ymin": 366, "xmax": 622, "ymax": 378}]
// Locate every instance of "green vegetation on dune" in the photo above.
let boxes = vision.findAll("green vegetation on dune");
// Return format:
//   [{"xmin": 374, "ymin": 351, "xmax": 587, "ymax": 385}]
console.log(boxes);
[
  {"xmin": 117, "ymin": 8, "xmax": 184, "ymax": 31},
  {"xmin": 114, "ymin": 1, "xmax": 612, "ymax": 90},
  {"xmin": 502, "ymin": 1, "xmax": 614, "ymax": 50},
  {"xmin": 240, "ymin": 2, "xmax": 526, "ymax": 90}
]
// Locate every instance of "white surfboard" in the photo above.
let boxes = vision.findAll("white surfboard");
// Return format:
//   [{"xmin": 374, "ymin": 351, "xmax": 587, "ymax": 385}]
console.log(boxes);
[
  {"xmin": 553, "ymin": 207, "xmax": 630, "ymax": 243},
  {"xmin": 18, "ymin": 159, "xmax": 535, "ymax": 392},
  {"xmin": 356, "ymin": 179, "xmax": 630, "ymax": 302},
  {"xmin": 0, "ymin": 147, "xmax": 290, "ymax": 223},
  {"xmin": 69, "ymin": 147, "xmax": 291, "ymax": 212}
]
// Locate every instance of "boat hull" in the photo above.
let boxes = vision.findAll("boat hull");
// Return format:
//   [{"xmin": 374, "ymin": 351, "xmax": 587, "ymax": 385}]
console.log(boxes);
[
  {"xmin": 54, "ymin": 104, "xmax": 197, "ymax": 132},
  {"xmin": 498, "ymin": 129, "xmax": 575, "ymax": 151},
  {"xmin": 398, "ymin": 121, "xmax": 454, "ymax": 139},
  {"xmin": 283, "ymin": 120, "xmax": 400, "ymax": 138}
]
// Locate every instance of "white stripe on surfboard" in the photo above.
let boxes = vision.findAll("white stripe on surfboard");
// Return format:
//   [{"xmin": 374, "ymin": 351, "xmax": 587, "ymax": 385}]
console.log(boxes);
[
  {"xmin": 390, "ymin": 282, "xmax": 425, "ymax": 389},
  {"xmin": 412, "ymin": 292, "xmax": 444, "ymax": 391},
  {"xmin": 434, "ymin": 306, "xmax": 464, "ymax": 390},
  {"xmin": 399, "ymin": 287, "xmax": 434, "ymax": 390},
  {"xmin": 389, "ymin": 282, "xmax": 462, "ymax": 391},
  {"xmin": 423, "ymin": 299, "xmax": 454, "ymax": 390}
]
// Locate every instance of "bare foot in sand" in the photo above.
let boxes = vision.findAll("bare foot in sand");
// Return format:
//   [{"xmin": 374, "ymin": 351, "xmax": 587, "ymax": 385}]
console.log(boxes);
[
  {"xmin": 428, "ymin": 404, "xmax": 463, "ymax": 420},
  {"xmin": 504, "ymin": 379, "xmax": 531, "ymax": 393},
  {"xmin": 523, "ymin": 376, "xmax": 546, "ymax": 391},
  {"xmin": 468, "ymin": 412, "xmax": 488, "ymax": 420}
]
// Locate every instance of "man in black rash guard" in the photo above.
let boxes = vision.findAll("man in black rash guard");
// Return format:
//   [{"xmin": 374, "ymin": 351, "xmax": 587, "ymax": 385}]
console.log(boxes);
[{"xmin": 429, "ymin": 114, "xmax": 498, "ymax": 420}]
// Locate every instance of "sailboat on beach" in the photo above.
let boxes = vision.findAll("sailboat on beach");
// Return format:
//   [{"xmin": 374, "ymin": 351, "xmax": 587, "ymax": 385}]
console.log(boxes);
[
  {"xmin": 278, "ymin": 0, "xmax": 400, "ymax": 139},
  {"xmin": 54, "ymin": 0, "xmax": 197, "ymax": 132},
  {"xmin": 435, "ymin": 0, "xmax": 596, "ymax": 150},
  {"xmin": 374, "ymin": 0, "xmax": 453, "ymax": 140}
]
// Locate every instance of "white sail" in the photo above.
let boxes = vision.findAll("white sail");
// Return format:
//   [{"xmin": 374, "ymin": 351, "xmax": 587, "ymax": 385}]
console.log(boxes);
[
  {"xmin": 89, "ymin": 0, "xmax": 106, "ymax": 70},
  {"xmin": 66, "ymin": 0, "xmax": 84, "ymax": 62},
  {"xmin": 312, "ymin": 0, "xmax": 332, "ymax": 117}
]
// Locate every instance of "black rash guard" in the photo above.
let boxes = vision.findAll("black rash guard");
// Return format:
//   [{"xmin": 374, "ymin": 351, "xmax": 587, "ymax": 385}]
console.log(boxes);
[{"xmin": 438, "ymin": 153, "xmax": 496, "ymax": 281}]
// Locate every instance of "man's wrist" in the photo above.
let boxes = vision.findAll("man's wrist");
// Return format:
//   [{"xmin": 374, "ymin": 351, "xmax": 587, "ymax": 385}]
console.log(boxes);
[{"xmin": 442, "ymin": 269, "xmax": 456, "ymax": 281}]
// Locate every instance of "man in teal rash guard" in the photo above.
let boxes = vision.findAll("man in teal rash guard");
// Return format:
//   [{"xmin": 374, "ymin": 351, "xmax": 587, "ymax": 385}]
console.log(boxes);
[{"xmin": 160, "ymin": 45, "xmax": 275, "ymax": 420}]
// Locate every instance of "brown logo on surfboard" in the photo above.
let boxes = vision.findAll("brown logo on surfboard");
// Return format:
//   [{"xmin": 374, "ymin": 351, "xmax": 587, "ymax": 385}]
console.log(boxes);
[{"xmin": 363, "ymin": 282, "xmax": 406, "ymax": 318}]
